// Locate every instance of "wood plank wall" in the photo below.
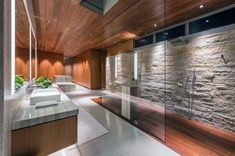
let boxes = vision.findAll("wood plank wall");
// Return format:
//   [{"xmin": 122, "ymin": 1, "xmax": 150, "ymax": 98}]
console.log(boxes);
[
  {"xmin": 32, "ymin": 47, "xmax": 36, "ymax": 78},
  {"xmin": 90, "ymin": 50, "xmax": 106, "ymax": 89},
  {"xmin": 72, "ymin": 51, "xmax": 91, "ymax": 88},
  {"xmin": 16, "ymin": 48, "xmax": 64, "ymax": 81},
  {"xmin": 16, "ymin": 40, "xmax": 132, "ymax": 86},
  {"xmin": 101, "ymin": 50, "xmax": 107, "ymax": 89},
  {"xmin": 64, "ymin": 64, "xmax": 72, "ymax": 77},
  {"xmin": 11, "ymin": 116, "xmax": 77, "ymax": 156},
  {"xmin": 15, "ymin": 47, "xmax": 30, "ymax": 80},
  {"xmin": 69, "ymin": 49, "xmax": 105, "ymax": 89},
  {"xmin": 38, "ymin": 51, "xmax": 64, "ymax": 81}
]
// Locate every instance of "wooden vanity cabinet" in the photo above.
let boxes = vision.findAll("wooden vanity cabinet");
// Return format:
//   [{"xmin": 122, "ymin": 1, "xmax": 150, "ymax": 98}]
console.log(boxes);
[{"xmin": 11, "ymin": 116, "xmax": 77, "ymax": 156}]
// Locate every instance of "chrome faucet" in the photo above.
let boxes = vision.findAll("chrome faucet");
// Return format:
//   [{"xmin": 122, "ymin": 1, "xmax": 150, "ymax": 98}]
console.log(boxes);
[
  {"xmin": 190, "ymin": 69, "xmax": 196, "ymax": 114},
  {"xmin": 184, "ymin": 69, "xmax": 196, "ymax": 118}
]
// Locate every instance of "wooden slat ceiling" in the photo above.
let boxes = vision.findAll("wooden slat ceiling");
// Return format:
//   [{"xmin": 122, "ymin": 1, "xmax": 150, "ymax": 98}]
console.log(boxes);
[{"xmin": 16, "ymin": 0, "xmax": 235, "ymax": 57}]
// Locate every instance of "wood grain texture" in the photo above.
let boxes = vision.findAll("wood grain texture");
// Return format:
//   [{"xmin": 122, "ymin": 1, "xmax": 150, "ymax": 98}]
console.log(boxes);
[
  {"xmin": 32, "ymin": 36, "xmax": 36, "ymax": 79},
  {"xmin": 16, "ymin": 0, "xmax": 235, "ymax": 57},
  {"xmin": 15, "ymin": 47, "xmax": 29, "ymax": 80},
  {"xmin": 107, "ymin": 40, "xmax": 134, "ymax": 56},
  {"xmin": 101, "ymin": 50, "xmax": 107, "ymax": 88},
  {"xmin": 71, "ymin": 49, "xmax": 104, "ymax": 89},
  {"xmin": 72, "ymin": 51, "xmax": 91, "ymax": 88},
  {"xmin": 64, "ymin": 64, "xmax": 72, "ymax": 77},
  {"xmin": 90, "ymin": 51, "xmax": 102, "ymax": 89},
  {"xmin": 11, "ymin": 116, "xmax": 77, "ymax": 156},
  {"xmin": 15, "ymin": 48, "xmax": 63, "ymax": 81},
  {"xmin": 38, "ymin": 51, "xmax": 64, "ymax": 81}
]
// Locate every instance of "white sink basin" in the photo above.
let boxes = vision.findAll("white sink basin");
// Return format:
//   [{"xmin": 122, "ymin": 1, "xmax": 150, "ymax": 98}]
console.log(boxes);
[{"xmin": 30, "ymin": 88, "xmax": 61, "ymax": 105}]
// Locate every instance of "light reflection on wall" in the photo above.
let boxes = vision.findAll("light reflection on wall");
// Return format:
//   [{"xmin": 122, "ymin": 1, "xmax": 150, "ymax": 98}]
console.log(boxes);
[
  {"xmin": 38, "ymin": 52, "xmax": 64, "ymax": 81},
  {"xmin": 15, "ymin": 56, "xmax": 29, "ymax": 80},
  {"xmin": 122, "ymin": 31, "xmax": 138, "ymax": 39}
]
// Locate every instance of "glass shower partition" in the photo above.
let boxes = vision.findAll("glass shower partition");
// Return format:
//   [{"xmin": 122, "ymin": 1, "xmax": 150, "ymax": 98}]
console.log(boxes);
[
  {"xmin": 163, "ymin": 6, "xmax": 235, "ymax": 154},
  {"xmin": 104, "ymin": 1, "xmax": 235, "ymax": 146},
  {"xmin": 104, "ymin": 46, "xmax": 166, "ymax": 141},
  {"xmin": 134, "ymin": 43, "xmax": 166, "ymax": 141},
  {"xmin": 103, "ymin": 0, "xmax": 167, "ymax": 142}
]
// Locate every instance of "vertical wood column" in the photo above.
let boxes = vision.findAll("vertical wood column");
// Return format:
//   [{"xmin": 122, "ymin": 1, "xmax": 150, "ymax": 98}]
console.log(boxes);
[{"xmin": 70, "ymin": 49, "xmax": 105, "ymax": 89}]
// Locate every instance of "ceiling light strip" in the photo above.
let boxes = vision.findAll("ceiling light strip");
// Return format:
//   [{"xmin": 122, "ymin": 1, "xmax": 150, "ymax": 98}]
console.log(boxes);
[{"xmin": 11, "ymin": 0, "xmax": 15, "ymax": 95}]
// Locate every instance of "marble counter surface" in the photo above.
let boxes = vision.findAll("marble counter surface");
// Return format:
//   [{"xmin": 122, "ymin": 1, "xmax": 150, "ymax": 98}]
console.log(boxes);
[{"xmin": 12, "ymin": 86, "xmax": 79, "ymax": 130}]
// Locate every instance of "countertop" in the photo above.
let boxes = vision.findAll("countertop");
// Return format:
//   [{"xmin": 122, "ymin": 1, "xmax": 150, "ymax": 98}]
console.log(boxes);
[{"xmin": 12, "ymin": 85, "xmax": 79, "ymax": 130}]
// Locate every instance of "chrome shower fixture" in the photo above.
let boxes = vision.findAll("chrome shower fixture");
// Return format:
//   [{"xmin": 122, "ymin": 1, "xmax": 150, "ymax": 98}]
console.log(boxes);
[
  {"xmin": 191, "ymin": 69, "xmax": 196, "ymax": 95},
  {"xmin": 184, "ymin": 69, "xmax": 197, "ymax": 118},
  {"xmin": 221, "ymin": 54, "xmax": 228, "ymax": 65}
]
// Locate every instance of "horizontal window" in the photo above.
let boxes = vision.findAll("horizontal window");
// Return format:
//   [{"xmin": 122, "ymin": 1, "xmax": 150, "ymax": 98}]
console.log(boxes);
[
  {"xmin": 134, "ymin": 35, "xmax": 154, "ymax": 48},
  {"xmin": 155, "ymin": 25, "xmax": 185, "ymax": 42},
  {"xmin": 189, "ymin": 8, "xmax": 235, "ymax": 34}
]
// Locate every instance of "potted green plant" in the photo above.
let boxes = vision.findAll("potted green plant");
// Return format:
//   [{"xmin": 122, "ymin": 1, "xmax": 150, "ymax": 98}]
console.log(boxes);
[
  {"xmin": 36, "ymin": 76, "xmax": 52, "ymax": 88},
  {"xmin": 15, "ymin": 76, "xmax": 25, "ymax": 90}
]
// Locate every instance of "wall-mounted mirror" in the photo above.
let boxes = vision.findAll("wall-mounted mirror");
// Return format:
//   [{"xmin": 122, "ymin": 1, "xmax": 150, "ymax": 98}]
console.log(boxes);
[
  {"xmin": 15, "ymin": 0, "xmax": 30, "ymax": 90},
  {"xmin": 31, "ymin": 30, "xmax": 36, "ymax": 80},
  {"xmin": 15, "ymin": 0, "xmax": 37, "ymax": 90}
]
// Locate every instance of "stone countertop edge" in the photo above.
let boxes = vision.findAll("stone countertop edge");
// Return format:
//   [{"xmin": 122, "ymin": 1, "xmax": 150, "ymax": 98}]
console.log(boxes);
[
  {"xmin": 12, "ymin": 108, "xmax": 79, "ymax": 131},
  {"xmin": 11, "ymin": 84, "xmax": 79, "ymax": 131}
]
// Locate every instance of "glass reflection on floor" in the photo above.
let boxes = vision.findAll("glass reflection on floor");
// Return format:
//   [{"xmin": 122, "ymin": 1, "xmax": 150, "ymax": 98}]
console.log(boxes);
[{"xmin": 92, "ymin": 90, "xmax": 165, "ymax": 141}]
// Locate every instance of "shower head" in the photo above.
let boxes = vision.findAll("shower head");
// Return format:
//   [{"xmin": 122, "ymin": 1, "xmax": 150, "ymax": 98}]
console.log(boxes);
[{"xmin": 169, "ymin": 37, "xmax": 189, "ymax": 46}]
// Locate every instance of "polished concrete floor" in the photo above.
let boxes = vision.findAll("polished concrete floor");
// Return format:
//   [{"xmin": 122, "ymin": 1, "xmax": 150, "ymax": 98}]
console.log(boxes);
[
  {"xmin": 92, "ymin": 95, "xmax": 165, "ymax": 141},
  {"xmin": 51, "ymin": 85, "xmax": 179, "ymax": 156}
]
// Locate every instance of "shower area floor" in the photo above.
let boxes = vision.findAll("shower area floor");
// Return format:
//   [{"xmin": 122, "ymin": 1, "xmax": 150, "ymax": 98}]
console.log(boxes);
[{"xmin": 92, "ymin": 95, "xmax": 235, "ymax": 156}]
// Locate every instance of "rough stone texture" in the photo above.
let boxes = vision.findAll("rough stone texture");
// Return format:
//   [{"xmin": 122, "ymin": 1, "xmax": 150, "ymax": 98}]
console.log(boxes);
[
  {"xmin": 163, "ymin": 30, "xmax": 235, "ymax": 133},
  {"xmin": 106, "ymin": 29, "xmax": 235, "ymax": 133},
  {"xmin": 106, "ymin": 56, "xmax": 117, "ymax": 92},
  {"xmin": 106, "ymin": 53, "xmax": 135, "ymax": 92}
]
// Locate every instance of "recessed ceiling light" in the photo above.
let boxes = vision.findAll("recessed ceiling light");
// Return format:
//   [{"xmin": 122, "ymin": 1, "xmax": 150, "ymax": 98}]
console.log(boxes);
[
  {"xmin": 205, "ymin": 19, "xmax": 209, "ymax": 23},
  {"xmin": 154, "ymin": 24, "xmax": 157, "ymax": 27},
  {"xmin": 199, "ymin": 5, "xmax": 204, "ymax": 8}
]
